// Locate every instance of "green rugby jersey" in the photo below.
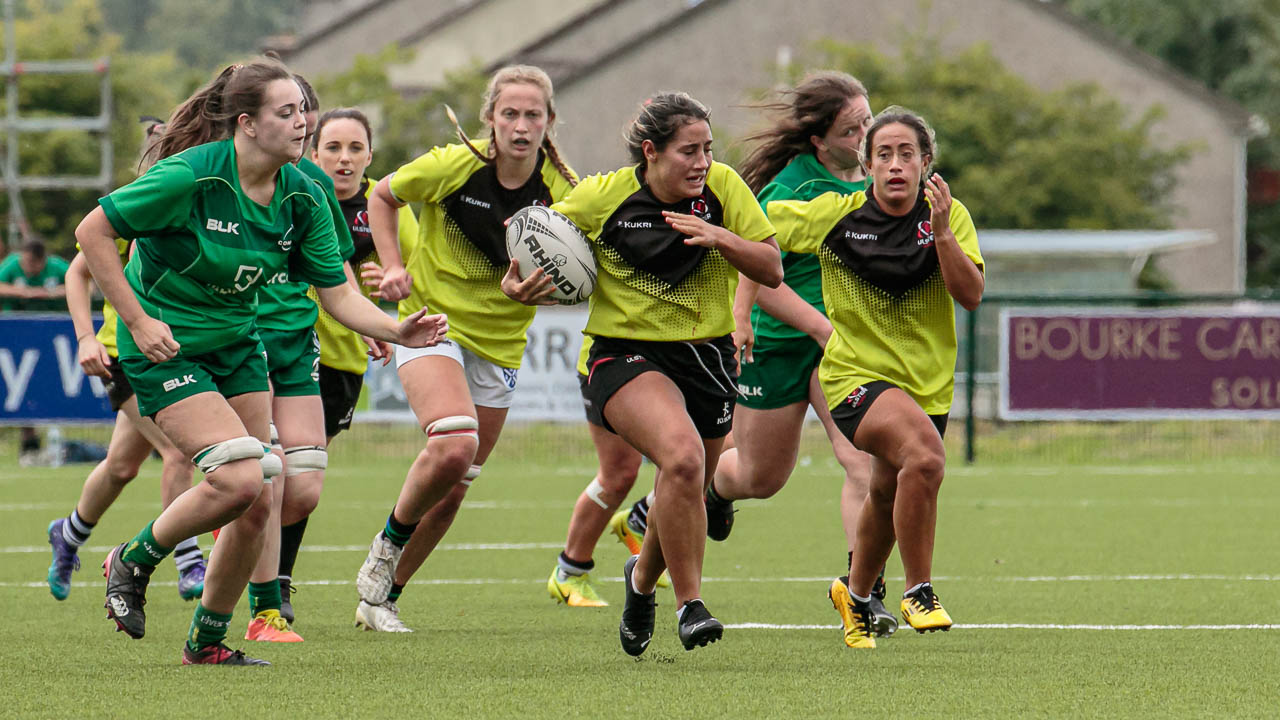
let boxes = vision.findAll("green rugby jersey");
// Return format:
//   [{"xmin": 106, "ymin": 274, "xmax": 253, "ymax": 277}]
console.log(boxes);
[
  {"xmin": 255, "ymin": 156, "xmax": 356, "ymax": 331},
  {"xmin": 754, "ymin": 153, "xmax": 866, "ymax": 343},
  {"xmin": 99, "ymin": 139, "xmax": 348, "ymax": 358},
  {"xmin": 767, "ymin": 187, "xmax": 982, "ymax": 414}
]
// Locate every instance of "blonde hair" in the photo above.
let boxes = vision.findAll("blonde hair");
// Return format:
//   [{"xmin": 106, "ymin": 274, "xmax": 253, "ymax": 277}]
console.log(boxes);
[{"xmin": 446, "ymin": 64, "xmax": 576, "ymax": 186}]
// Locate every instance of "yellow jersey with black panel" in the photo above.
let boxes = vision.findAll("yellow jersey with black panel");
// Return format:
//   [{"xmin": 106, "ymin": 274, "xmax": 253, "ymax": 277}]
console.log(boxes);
[
  {"xmin": 550, "ymin": 161, "xmax": 774, "ymax": 342},
  {"xmin": 311, "ymin": 178, "xmax": 419, "ymax": 375},
  {"xmin": 767, "ymin": 187, "xmax": 982, "ymax": 414},
  {"xmin": 388, "ymin": 141, "xmax": 576, "ymax": 368}
]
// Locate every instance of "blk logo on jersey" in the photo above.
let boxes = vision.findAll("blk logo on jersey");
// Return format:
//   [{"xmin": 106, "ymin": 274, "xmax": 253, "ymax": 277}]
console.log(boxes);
[
  {"xmin": 206, "ymin": 218, "xmax": 240, "ymax": 235},
  {"xmin": 916, "ymin": 220, "xmax": 934, "ymax": 247}
]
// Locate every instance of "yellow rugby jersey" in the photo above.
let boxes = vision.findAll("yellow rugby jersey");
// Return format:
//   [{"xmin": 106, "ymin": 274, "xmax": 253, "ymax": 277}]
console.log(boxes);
[
  {"xmin": 551, "ymin": 161, "xmax": 774, "ymax": 342},
  {"xmin": 767, "ymin": 188, "xmax": 983, "ymax": 414},
  {"xmin": 389, "ymin": 141, "xmax": 577, "ymax": 368},
  {"xmin": 312, "ymin": 178, "xmax": 419, "ymax": 374}
]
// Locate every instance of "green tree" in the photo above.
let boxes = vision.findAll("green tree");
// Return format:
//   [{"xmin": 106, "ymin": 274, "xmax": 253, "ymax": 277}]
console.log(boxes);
[
  {"xmin": 784, "ymin": 41, "xmax": 1191, "ymax": 234},
  {"xmin": 1055, "ymin": 0, "xmax": 1280, "ymax": 285},
  {"xmin": 0, "ymin": 0, "xmax": 184, "ymax": 255}
]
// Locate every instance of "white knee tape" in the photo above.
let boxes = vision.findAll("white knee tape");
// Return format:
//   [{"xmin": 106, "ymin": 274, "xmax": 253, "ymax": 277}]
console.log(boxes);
[
  {"xmin": 269, "ymin": 423, "xmax": 281, "ymax": 450},
  {"xmin": 284, "ymin": 445, "xmax": 328, "ymax": 477},
  {"xmin": 426, "ymin": 415, "xmax": 479, "ymax": 440},
  {"xmin": 261, "ymin": 452, "xmax": 283, "ymax": 481},
  {"xmin": 585, "ymin": 477, "xmax": 609, "ymax": 509},
  {"xmin": 194, "ymin": 436, "xmax": 267, "ymax": 475},
  {"xmin": 458, "ymin": 463, "xmax": 482, "ymax": 487}
]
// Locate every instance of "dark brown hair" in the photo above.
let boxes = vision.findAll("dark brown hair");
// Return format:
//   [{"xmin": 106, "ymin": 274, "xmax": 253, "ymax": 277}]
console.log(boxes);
[
  {"xmin": 315, "ymin": 107, "xmax": 373, "ymax": 148},
  {"xmin": 623, "ymin": 92, "xmax": 711, "ymax": 166},
  {"xmin": 863, "ymin": 106, "xmax": 937, "ymax": 176},
  {"xmin": 738, "ymin": 71, "xmax": 868, "ymax": 193},
  {"xmin": 143, "ymin": 58, "xmax": 294, "ymax": 166}
]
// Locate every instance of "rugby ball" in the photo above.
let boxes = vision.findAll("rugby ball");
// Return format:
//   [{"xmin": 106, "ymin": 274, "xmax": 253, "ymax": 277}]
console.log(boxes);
[{"xmin": 505, "ymin": 205, "xmax": 596, "ymax": 305}]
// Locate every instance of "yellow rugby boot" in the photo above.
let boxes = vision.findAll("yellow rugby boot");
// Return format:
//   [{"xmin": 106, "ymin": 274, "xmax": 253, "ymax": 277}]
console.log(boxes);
[
  {"xmin": 827, "ymin": 578, "xmax": 876, "ymax": 649},
  {"xmin": 548, "ymin": 567, "xmax": 608, "ymax": 607},
  {"xmin": 900, "ymin": 583, "xmax": 953, "ymax": 633},
  {"xmin": 607, "ymin": 510, "xmax": 670, "ymax": 588}
]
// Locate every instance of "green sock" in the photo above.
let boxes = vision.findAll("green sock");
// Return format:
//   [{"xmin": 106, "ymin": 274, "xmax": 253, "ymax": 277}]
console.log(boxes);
[
  {"xmin": 248, "ymin": 580, "xmax": 282, "ymax": 616},
  {"xmin": 121, "ymin": 521, "xmax": 174, "ymax": 568},
  {"xmin": 187, "ymin": 604, "xmax": 233, "ymax": 651}
]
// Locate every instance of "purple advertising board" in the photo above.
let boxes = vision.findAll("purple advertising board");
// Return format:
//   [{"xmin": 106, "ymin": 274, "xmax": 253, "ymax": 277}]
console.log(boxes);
[{"xmin": 999, "ymin": 306, "xmax": 1280, "ymax": 419}]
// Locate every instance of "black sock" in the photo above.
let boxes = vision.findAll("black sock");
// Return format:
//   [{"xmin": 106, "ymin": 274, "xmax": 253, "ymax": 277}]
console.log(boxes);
[
  {"xmin": 279, "ymin": 517, "xmax": 309, "ymax": 578},
  {"xmin": 627, "ymin": 496, "xmax": 651, "ymax": 534},
  {"xmin": 388, "ymin": 583, "xmax": 405, "ymax": 602},
  {"xmin": 706, "ymin": 481, "xmax": 728, "ymax": 504},
  {"xmin": 383, "ymin": 511, "xmax": 418, "ymax": 548}
]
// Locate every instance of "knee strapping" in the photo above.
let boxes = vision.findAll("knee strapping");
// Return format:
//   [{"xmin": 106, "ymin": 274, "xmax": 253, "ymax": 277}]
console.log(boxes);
[
  {"xmin": 460, "ymin": 464, "xmax": 482, "ymax": 487},
  {"xmin": 284, "ymin": 445, "xmax": 328, "ymax": 477},
  {"xmin": 425, "ymin": 415, "xmax": 479, "ymax": 441},
  {"xmin": 584, "ymin": 477, "xmax": 610, "ymax": 509},
  {"xmin": 194, "ymin": 436, "xmax": 268, "ymax": 475},
  {"xmin": 261, "ymin": 453, "xmax": 282, "ymax": 481},
  {"xmin": 269, "ymin": 423, "xmax": 281, "ymax": 450}
]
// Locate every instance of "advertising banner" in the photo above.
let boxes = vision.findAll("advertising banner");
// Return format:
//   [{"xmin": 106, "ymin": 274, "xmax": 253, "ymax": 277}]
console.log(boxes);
[{"xmin": 1000, "ymin": 306, "xmax": 1280, "ymax": 419}]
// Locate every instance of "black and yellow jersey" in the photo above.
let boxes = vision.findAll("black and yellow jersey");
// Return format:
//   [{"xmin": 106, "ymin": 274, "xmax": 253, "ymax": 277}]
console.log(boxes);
[
  {"xmin": 311, "ymin": 178, "xmax": 419, "ymax": 374},
  {"xmin": 551, "ymin": 161, "xmax": 773, "ymax": 342},
  {"xmin": 388, "ymin": 141, "xmax": 576, "ymax": 368},
  {"xmin": 767, "ymin": 186, "xmax": 983, "ymax": 414}
]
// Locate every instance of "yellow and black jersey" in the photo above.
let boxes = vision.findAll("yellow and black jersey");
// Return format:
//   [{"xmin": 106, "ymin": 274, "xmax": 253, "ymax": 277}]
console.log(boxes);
[
  {"xmin": 311, "ymin": 178, "xmax": 419, "ymax": 375},
  {"xmin": 551, "ymin": 161, "xmax": 774, "ymax": 342},
  {"xmin": 767, "ymin": 186, "xmax": 983, "ymax": 414},
  {"xmin": 389, "ymin": 141, "xmax": 577, "ymax": 368}
]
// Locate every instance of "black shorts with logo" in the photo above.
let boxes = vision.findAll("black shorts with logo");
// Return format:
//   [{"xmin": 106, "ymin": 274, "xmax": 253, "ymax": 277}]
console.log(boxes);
[
  {"xmin": 104, "ymin": 360, "xmax": 135, "ymax": 413},
  {"xmin": 581, "ymin": 334, "xmax": 739, "ymax": 439},
  {"xmin": 319, "ymin": 364, "xmax": 364, "ymax": 438},
  {"xmin": 829, "ymin": 380, "xmax": 948, "ymax": 443}
]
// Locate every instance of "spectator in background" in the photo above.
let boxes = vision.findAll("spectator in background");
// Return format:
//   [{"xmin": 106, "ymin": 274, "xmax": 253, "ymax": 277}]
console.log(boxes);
[{"xmin": 0, "ymin": 239, "xmax": 70, "ymax": 312}]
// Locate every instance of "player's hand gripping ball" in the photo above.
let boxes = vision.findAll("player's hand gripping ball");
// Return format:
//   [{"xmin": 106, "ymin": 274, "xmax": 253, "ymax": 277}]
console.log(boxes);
[{"xmin": 505, "ymin": 205, "xmax": 596, "ymax": 305}]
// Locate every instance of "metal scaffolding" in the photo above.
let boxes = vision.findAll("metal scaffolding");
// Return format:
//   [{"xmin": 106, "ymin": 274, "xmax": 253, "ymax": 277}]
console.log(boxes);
[{"xmin": 0, "ymin": 0, "xmax": 113, "ymax": 249}]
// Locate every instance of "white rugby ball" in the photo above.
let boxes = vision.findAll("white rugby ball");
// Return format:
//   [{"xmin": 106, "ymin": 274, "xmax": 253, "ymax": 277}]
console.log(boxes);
[{"xmin": 505, "ymin": 205, "xmax": 596, "ymax": 305}]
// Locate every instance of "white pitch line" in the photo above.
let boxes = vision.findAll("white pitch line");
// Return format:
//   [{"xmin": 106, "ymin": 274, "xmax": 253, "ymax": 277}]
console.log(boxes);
[
  {"xmin": 1, "ymin": 542, "xmax": 564, "ymax": 554},
  {"xmin": 725, "ymin": 623, "xmax": 1280, "ymax": 631}
]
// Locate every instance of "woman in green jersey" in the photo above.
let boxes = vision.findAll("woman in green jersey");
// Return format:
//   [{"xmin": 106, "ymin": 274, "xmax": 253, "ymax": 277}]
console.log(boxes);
[
  {"xmin": 764, "ymin": 108, "xmax": 983, "ymax": 649},
  {"xmin": 706, "ymin": 72, "xmax": 896, "ymax": 635},
  {"xmin": 45, "ymin": 123, "xmax": 208, "ymax": 605},
  {"xmin": 76, "ymin": 59, "xmax": 447, "ymax": 666},
  {"xmin": 352, "ymin": 65, "xmax": 578, "ymax": 632},
  {"xmin": 239, "ymin": 73, "xmax": 360, "ymax": 644},
  {"xmin": 531, "ymin": 93, "xmax": 782, "ymax": 655},
  {"xmin": 264, "ymin": 108, "xmax": 419, "ymax": 628}
]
